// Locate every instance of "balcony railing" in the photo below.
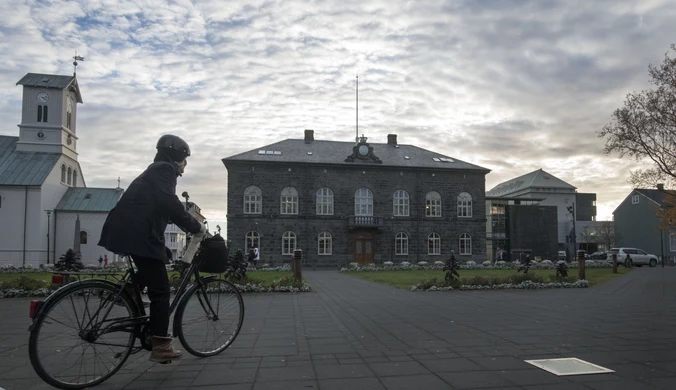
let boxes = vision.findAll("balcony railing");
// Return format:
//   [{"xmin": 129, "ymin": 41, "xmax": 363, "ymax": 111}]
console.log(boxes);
[{"xmin": 348, "ymin": 216, "xmax": 384, "ymax": 228}]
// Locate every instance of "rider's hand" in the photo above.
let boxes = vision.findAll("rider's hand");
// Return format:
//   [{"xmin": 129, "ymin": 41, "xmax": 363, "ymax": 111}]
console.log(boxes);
[{"xmin": 199, "ymin": 223, "xmax": 207, "ymax": 235}]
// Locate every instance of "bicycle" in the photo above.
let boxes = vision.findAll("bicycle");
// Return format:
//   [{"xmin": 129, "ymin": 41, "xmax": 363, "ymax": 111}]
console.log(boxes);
[{"xmin": 27, "ymin": 233, "xmax": 244, "ymax": 389}]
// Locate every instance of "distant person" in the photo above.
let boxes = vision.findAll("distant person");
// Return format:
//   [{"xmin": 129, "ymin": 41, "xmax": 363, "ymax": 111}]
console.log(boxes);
[
  {"xmin": 104, "ymin": 255, "xmax": 108, "ymax": 268},
  {"xmin": 98, "ymin": 255, "xmax": 103, "ymax": 267},
  {"xmin": 253, "ymin": 246, "xmax": 260, "ymax": 267}
]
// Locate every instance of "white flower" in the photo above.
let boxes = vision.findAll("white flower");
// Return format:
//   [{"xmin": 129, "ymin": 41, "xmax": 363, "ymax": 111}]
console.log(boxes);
[
  {"xmin": 434, "ymin": 261, "xmax": 444, "ymax": 266},
  {"xmin": 400, "ymin": 261, "xmax": 411, "ymax": 267},
  {"xmin": 417, "ymin": 261, "xmax": 428, "ymax": 266}
]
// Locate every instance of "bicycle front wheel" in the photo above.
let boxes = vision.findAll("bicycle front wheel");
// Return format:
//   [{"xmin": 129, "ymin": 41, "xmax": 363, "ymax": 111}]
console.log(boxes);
[
  {"xmin": 29, "ymin": 280, "xmax": 136, "ymax": 389},
  {"xmin": 175, "ymin": 278, "xmax": 244, "ymax": 357}
]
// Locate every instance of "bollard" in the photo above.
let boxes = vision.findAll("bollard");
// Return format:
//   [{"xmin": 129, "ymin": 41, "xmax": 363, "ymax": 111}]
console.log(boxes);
[
  {"xmin": 293, "ymin": 249, "xmax": 303, "ymax": 283},
  {"xmin": 577, "ymin": 250, "xmax": 586, "ymax": 281},
  {"xmin": 612, "ymin": 253, "xmax": 617, "ymax": 274}
]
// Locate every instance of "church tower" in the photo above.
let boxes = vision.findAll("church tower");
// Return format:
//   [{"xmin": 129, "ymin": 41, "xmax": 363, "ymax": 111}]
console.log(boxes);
[{"xmin": 14, "ymin": 73, "xmax": 83, "ymax": 160}]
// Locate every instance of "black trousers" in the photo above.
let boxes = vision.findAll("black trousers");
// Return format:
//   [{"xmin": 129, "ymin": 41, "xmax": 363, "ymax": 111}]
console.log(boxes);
[{"xmin": 132, "ymin": 255, "xmax": 170, "ymax": 337}]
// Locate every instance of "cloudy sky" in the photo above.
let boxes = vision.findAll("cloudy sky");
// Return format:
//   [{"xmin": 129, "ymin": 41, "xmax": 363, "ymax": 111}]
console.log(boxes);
[{"xmin": 1, "ymin": 0, "xmax": 675, "ymax": 232}]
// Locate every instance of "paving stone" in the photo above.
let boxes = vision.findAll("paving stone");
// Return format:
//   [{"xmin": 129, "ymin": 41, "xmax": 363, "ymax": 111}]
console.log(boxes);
[
  {"xmin": 368, "ymin": 361, "xmax": 431, "ymax": 377},
  {"xmin": 438, "ymin": 371, "xmax": 514, "ymax": 389},
  {"xmin": 319, "ymin": 377, "xmax": 385, "ymax": 390},
  {"xmin": 315, "ymin": 364, "xmax": 375, "ymax": 379},
  {"xmin": 255, "ymin": 366, "xmax": 315, "ymax": 382},
  {"xmin": 252, "ymin": 380, "xmax": 318, "ymax": 390},
  {"xmin": 380, "ymin": 374, "xmax": 451, "ymax": 389}
]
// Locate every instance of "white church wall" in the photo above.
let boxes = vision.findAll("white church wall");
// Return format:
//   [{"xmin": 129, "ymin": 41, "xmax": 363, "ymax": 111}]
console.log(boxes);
[
  {"xmin": 0, "ymin": 186, "xmax": 45, "ymax": 266},
  {"xmin": 55, "ymin": 212, "xmax": 116, "ymax": 266}
]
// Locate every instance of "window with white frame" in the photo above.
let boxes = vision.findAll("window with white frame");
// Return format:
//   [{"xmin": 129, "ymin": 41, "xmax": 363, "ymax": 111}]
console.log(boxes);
[
  {"xmin": 426, "ymin": 191, "xmax": 441, "ymax": 217},
  {"xmin": 67, "ymin": 167, "xmax": 72, "ymax": 185},
  {"xmin": 459, "ymin": 233, "xmax": 472, "ymax": 255},
  {"xmin": 428, "ymin": 233, "xmax": 441, "ymax": 255},
  {"xmin": 393, "ymin": 190, "xmax": 410, "ymax": 216},
  {"xmin": 61, "ymin": 164, "xmax": 66, "ymax": 183},
  {"xmin": 457, "ymin": 192, "xmax": 473, "ymax": 217},
  {"xmin": 282, "ymin": 231, "xmax": 296, "ymax": 255},
  {"xmin": 316, "ymin": 187, "xmax": 334, "ymax": 215},
  {"xmin": 246, "ymin": 231, "xmax": 259, "ymax": 250},
  {"xmin": 395, "ymin": 232, "xmax": 408, "ymax": 255},
  {"xmin": 243, "ymin": 186, "xmax": 262, "ymax": 214},
  {"xmin": 670, "ymin": 233, "xmax": 676, "ymax": 252},
  {"xmin": 318, "ymin": 231, "xmax": 332, "ymax": 255},
  {"xmin": 355, "ymin": 188, "xmax": 373, "ymax": 216},
  {"xmin": 632, "ymin": 194, "xmax": 640, "ymax": 204},
  {"xmin": 280, "ymin": 187, "xmax": 299, "ymax": 215}
]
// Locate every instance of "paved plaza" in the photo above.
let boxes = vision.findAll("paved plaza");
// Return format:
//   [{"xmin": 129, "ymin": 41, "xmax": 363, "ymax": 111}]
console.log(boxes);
[{"xmin": 0, "ymin": 267, "xmax": 675, "ymax": 389}]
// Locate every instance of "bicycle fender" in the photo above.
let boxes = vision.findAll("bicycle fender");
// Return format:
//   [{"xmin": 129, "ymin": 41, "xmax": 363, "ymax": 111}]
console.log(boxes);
[{"xmin": 171, "ymin": 276, "xmax": 220, "ymax": 336}]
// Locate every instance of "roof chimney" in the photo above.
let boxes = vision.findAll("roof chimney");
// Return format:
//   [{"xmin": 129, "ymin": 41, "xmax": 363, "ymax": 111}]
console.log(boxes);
[
  {"xmin": 304, "ymin": 129, "xmax": 314, "ymax": 143},
  {"xmin": 387, "ymin": 134, "xmax": 397, "ymax": 145},
  {"xmin": 657, "ymin": 183, "xmax": 665, "ymax": 191}
]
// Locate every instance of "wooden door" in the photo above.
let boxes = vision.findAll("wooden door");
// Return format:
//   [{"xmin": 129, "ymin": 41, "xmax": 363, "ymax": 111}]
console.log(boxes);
[{"xmin": 354, "ymin": 232, "xmax": 374, "ymax": 264}]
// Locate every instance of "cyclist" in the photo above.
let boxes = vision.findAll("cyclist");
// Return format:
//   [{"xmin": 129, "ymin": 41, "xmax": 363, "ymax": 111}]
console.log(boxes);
[{"xmin": 98, "ymin": 134, "xmax": 205, "ymax": 363}]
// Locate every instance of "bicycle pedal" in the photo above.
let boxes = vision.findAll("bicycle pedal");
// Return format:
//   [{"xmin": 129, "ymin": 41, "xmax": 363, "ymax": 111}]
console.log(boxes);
[{"xmin": 157, "ymin": 360, "xmax": 172, "ymax": 365}]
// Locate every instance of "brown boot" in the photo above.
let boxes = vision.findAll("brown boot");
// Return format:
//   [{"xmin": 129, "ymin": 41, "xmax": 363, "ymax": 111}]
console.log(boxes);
[{"xmin": 150, "ymin": 336, "xmax": 183, "ymax": 363}]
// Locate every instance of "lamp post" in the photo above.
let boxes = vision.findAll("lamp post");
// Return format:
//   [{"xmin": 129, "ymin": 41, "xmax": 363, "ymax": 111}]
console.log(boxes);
[
  {"xmin": 566, "ymin": 203, "xmax": 576, "ymax": 259},
  {"xmin": 44, "ymin": 210, "xmax": 52, "ymax": 264}
]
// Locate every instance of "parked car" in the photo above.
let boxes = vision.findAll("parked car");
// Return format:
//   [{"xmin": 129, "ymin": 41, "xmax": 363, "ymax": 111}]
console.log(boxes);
[
  {"xmin": 590, "ymin": 251, "xmax": 608, "ymax": 260},
  {"xmin": 557, "ymin": 251, "xmax": 567, "ymax": 261},
  {"xmin": 607, "ymin": 248, "xmax": 659, "ymax": 267}
]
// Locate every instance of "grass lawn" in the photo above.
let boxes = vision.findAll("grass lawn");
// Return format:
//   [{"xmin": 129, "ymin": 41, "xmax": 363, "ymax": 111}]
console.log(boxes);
[{"xmin": 345, "ymin": 268, "xmax": 632, "ymax": 290}]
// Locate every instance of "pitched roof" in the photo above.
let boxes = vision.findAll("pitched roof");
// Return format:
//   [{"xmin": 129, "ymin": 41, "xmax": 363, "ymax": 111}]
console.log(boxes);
[
  {"xmin": 222, "ymin": 139, "xmax": 490, "ymax": 172},
  {"xmin": 0, "ymin": 136, "xmax": 61, "ymax": 186},
  {"xmin": 486, "ymin": 168, "xmax": 576, "ymax": 196},
  {"xmin": 16, "ymin": 73, "xmax": 83, "ymax": 103},
  {"xmin": 635, "ymin": 189, "xmax": 676, "ymax": 207},
  {"xmin": 55, "ymin": 187, "xmax": 124, "ymax": 212}
]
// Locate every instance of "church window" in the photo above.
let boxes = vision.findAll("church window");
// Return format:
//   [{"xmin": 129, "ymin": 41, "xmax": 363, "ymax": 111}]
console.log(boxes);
[
  {"xmin": 67, "ymin": 112, "xmax": 72, "ymax": 129},
  {"xmin": 41, "ymin": 105, "xmax": 48, "ymax": 122},
  {"xmin": 37, "ymin": 105, "xmax": 42, "ymax": 122},
  {"xmin": 67, "ymin": 167, "xmax": 72, "ymax": 185},
  {"xmin": 61, "ymin": 165, "xmax": 66, "ymax": 183},
  {"xmin": 80, "ymin": 231, "xmax": 88, "ymax": 244},
  {"xmin": 73, "ymin": 170, "xmax": 77, "ymax": 187}
]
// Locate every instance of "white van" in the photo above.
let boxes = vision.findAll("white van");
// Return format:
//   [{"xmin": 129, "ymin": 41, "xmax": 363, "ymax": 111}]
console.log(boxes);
[{"xmin": 607, "ymin": 248, "xmax": 659, "ymax": 267}]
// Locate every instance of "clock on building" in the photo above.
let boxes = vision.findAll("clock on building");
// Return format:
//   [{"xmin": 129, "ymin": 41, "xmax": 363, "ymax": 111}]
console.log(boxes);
[
  {"xmin": 358, "ymin": 145, "xmax": 369, "ymax": 156},
  {"xmin": 37, "ymin": 92, "xmax": 49, "ymax": 103}
]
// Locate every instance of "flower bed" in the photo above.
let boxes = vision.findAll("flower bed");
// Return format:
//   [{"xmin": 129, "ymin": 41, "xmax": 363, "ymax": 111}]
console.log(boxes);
[
  {"xmin": 0, "ymin": 273, "xmax": 310, "ymax": 298},
  {"xmin": 412, "ymin": 279, "xmax": 589, "ymax": 291},
  {"xmin": 340, "ymin": 259, "xmax": 612, "ymax": 272}
]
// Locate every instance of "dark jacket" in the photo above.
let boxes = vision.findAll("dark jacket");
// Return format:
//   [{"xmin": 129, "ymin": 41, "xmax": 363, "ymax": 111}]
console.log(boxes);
[{"xmin": 98, "ymin": 154, "xmax": 202, "ymax": 261}]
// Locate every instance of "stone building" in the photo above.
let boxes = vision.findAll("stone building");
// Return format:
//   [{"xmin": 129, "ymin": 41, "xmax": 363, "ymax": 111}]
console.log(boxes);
[{"xmin": 222, "ymin": 130, "xmax": 490, "ymax": 266}]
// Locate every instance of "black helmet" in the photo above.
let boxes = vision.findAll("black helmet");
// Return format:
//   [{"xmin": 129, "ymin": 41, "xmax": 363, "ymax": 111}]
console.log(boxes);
[{"xmin": 156, "ymin": 134, "xmax": 191, "ymax": 162}]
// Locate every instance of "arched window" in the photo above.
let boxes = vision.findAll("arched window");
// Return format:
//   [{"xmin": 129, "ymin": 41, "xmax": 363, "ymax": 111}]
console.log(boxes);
[
  {"xmin": 280, "ymin": 187, "xmax": 299, "ymax": 215},
  {"xmin": 246, "ymin": 231, "xmax": 259, "ymax": 250},
  {"xmin": 428, "ymin": 233, "xmax": 441, "ymax": 255},
  {"xmin": 37, "ymin": 105, "xmax": 43, "ymax": 122},
  {"xmin": 72, "ymin": 170, "xmax": 78, "ymax": 187},
  {"xmin": 80, "ymin": 231, "xmax": 88, "ymax": 244},
  {"xmin": 459, "ymin": 233, "xmax": 472, "ymax": 255},
  {"xmin": 393, "ymin": 190, "xmax": 410, "ymax": 216},
  {"xmin": 316, "ymin": 188, "xmax": 334, "ymax": 215},
  {"xmin": 395, "ymin": 232, "xmax": 408, "ymax": 255},
  {"xmin": 243, "ymin": 186, "xmax": 262, "ymax": 214},
  {"xmin": 61, "ymin": 164, "xmax": 66, "ymax": 183},
  {"xmin": 282, "ymin": 231, "xmax": 296, "ymax": 255},
  {"xmin": 457, "ymin": 192, "xmax": 473, "ymax": 217},
  {"xmin": 426, "ymin": 191, "xmax": 442, "ymax": 217},
  {"xmin": 67, "ymin": 167, "xmax": 72, "ymax": 185},
  {"xmin": 43, "ymin": 105, "xmax": 48, "ymax": 122},
  {"xmin": 318, "ymin": 232, "xmax": 332, "ymax": 255},
  {"xmin": 355, "ymin": 188, "xmax": 373, "ymax": 216}
]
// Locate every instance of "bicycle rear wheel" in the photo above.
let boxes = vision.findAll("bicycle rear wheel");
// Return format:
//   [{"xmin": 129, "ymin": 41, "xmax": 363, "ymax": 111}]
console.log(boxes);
[
  {"xmin": 175, "ymin": 278, "xmax": 244, "ymax": 357},
  {"xmin": 29, "ymin": 280, "xmax": 136, "ymax": 389}
]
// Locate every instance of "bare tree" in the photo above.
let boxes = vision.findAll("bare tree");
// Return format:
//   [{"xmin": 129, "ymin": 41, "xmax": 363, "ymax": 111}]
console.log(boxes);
[
  {"xmin": 577, "ymin": 225, "xmax": 596, "ymax": 252},
  {"xmin": 594, "ymin": 221, "xmax": 617, "ymax": 251},
  {"xmin": 599, "ymin": 44, "xmax": 676, "ymax": 182}
]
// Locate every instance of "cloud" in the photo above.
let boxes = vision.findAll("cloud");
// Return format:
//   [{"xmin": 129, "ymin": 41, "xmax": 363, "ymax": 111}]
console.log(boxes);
[{"xmin": 1, "ymin": 0, "xmax": 675, "ymax": 232}]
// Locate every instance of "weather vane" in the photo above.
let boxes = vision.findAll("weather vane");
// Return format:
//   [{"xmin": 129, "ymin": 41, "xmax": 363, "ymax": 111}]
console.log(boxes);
[{"xmin": 72, "ymin": 51, "xmax": 85, "ymax": 75}]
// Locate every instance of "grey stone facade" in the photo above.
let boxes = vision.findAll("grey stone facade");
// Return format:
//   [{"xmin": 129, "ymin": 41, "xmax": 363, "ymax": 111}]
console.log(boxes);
[{"xmin": 223, "ymin": 134, "xmax": 489, "ymax": 266}]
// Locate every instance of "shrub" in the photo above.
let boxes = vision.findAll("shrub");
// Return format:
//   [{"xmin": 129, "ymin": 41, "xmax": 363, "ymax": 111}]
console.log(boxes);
[
  {"xmin": 400, "ymin": 261, "xmax": 411, "ymax": 267},
  {"xmin": 383, "ymin": 261, "xmax": 394, "ymax": 267},
  {"xmin": 482, "ymin": 261, "xmax": 492, "ymax": 267},
  {"xmin": 465, "ymin": 261, "xmax": 476, "ymax": 267},
  {"xmin": 434, "ymin": 261, "xmax": 445, "ymax": 266},
  {"xmin": 0, "ymin": 276, "xmax": 54, "ymax": 291}
]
